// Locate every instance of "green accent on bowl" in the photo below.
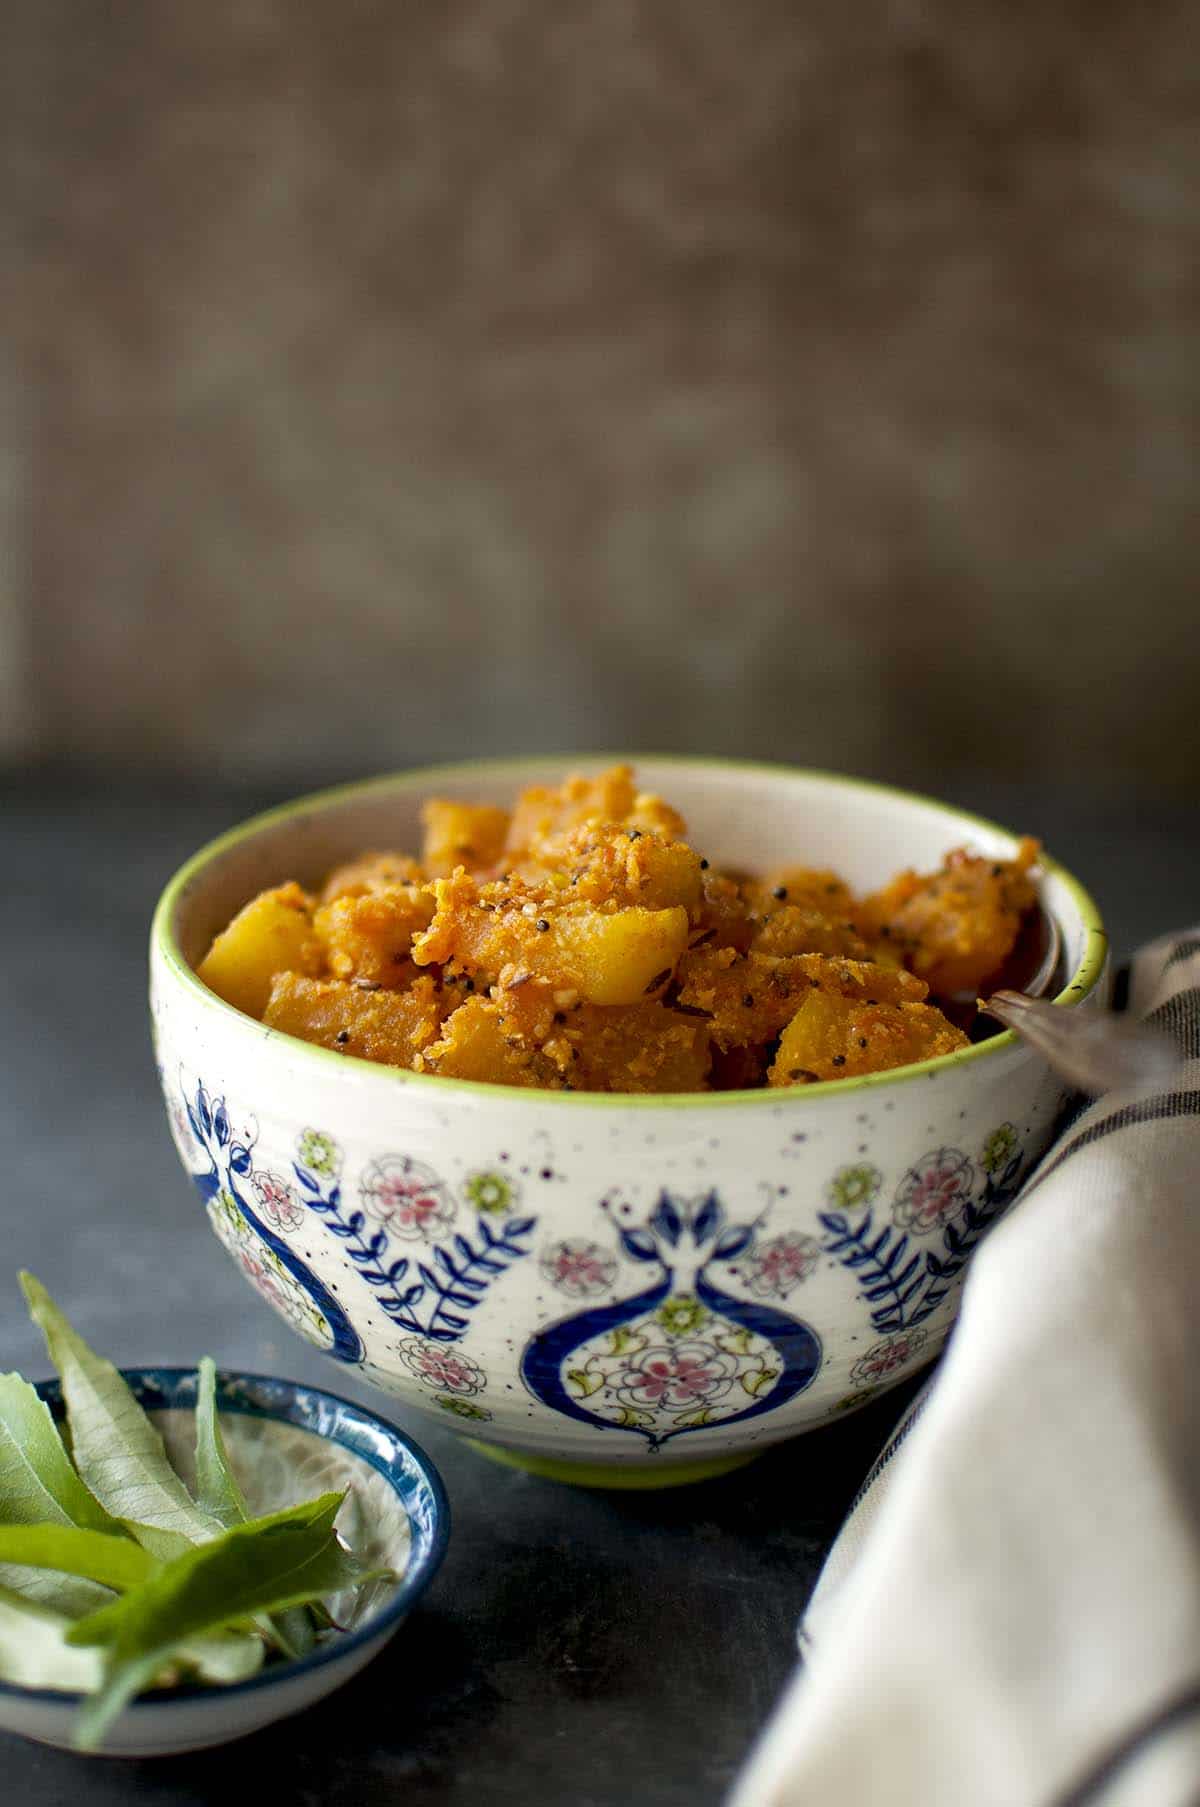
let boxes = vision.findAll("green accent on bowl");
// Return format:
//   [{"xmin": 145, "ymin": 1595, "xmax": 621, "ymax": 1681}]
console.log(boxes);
[
  {"xmin": 152, "ymin": 754, "xmax": 1109, "ymax": 1109},
  {"xmin": 464, "ymin": 1438, "xmax": 759, "ymax": 1489}
]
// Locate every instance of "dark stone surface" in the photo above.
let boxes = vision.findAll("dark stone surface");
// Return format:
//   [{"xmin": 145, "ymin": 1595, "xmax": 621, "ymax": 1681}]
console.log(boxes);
[{"xmin": 1, "ymin": 781, "xmax": 1195, "ymax": 1804}]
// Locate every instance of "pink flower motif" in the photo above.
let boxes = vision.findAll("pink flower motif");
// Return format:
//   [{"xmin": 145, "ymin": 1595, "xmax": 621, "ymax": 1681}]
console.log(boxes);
[
  {"xmin": 208, "ymin": 1195, "xmax": 330, "ymax": 1347},
  {"xmin": 237, "ymin": 1251, "xmax": 288, "ymax": 1314},
  {"xmin": 849, "ymin": 1329, "xmax": 929, "ymax": 1387},
  {"xmin": 891, "ymin": 1148, "xmax": 975, "ymax": 1236},
  {"xmin": 614, "ymin": 1340, "xmax": 738, "ymax": 1412},
  {"xmin": 396, "ymin": 1337, "xmax": 486, "ymax": 1396},
  {"xmin": 743, "ymin": 1232, "xmax": 821, "ymax": 1298},
  {"xmin": 169, "ymin": 1101, "xmax": 195, "ymax": 1151},
  {"xmin": 540, "ymin": 1239, "xmax": 618, "ymax": 1298},
  {"xmin": 251, "ymin": 1170, "xmax": 305, "ymax": 1232},
  {"xmin": 360, "ymin": 1156, "xmax": 455, "ymax": 1243}
]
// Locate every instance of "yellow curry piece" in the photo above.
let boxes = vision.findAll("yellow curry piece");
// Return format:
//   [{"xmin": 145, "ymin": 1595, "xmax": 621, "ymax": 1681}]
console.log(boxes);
[{"xmin": 195, "ymin": 767, "xmax": 1041, "ymax": 1093}]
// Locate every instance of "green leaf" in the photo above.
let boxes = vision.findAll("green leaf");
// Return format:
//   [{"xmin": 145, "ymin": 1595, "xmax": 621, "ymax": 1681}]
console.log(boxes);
[
  {"xmin": 0, "ymin": 1372, "xmax": 123, "ymax": 1535},
  {"xmin": 177, "ymin": 1631, "xmax": 265, "ymax": 1686},
  {"xmin": 0, "ymin": 1584, "xmax": 261, "ymax": 1703},
  {"xmin": 69, "ymin": 1493, "xmax": 352, "ymax": 1650},
  {"xmin": 193, "ymin": 1358, "xmax": 248, "ymax": 1530},
  {"xmin": 20, "ymin": 1274, "xmax": 222, "ymax": 1557},
  {"xmin": 193, "ymin": 1358, "xmax": 314, "ymax": 1661},
  {"xmin": 0, "ymin": 1525, "xmax": 155, "ymax": 1593},
  {"xmin": 17, "ymin": 1277, "xmax": 265, "ymax": 1683},
  {"xmin": 0, "ymin": 1370, "xmax": 129, "ymax": 1617},
  {"xmin": 0, "ymin": 1584, "xmax": 103, "ymax": 1693},
  {"xmin": 69, "ymin": 1492, "xmax": 391, "ymax": 1750},
  {"xmin": 0, "ymin": 1556, "xmax": 110, "ymax": 1623}
]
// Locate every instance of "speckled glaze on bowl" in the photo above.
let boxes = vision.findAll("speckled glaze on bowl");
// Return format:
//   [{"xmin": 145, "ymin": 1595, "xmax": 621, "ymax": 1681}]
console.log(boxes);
[
  {"xmin": 0, "ymin": 1370, "xmax": 448, "ymax": 1756},
  {"xmin": 149, "ymin": 759, "xmax": 1107, "ymax": 1487}
]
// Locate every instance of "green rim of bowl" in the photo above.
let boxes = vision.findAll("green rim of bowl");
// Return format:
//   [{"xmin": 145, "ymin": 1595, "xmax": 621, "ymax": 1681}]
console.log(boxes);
[{"xmin": 150, "ymin": 754, "xmax": 1108, "ymax": 1111}]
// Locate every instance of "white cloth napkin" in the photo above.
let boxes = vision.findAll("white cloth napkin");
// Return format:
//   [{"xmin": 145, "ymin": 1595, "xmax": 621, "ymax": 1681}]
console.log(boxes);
[{"xmin": 732, "ymin": 931, "xmax": 1200, "ymax": 1807}]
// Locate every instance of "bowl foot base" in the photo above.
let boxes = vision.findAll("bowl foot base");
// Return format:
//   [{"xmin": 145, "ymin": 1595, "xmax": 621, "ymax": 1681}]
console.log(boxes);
[{"xmin": 464, "ymin": 1439, "xmax": 760, "ymax": 1489}]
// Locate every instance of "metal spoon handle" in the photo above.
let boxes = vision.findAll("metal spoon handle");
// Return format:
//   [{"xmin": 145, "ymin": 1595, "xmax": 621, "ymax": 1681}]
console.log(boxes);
[{"xmin": 985, "ymin": 990, "xmax": 1184, "ymax": 1096}]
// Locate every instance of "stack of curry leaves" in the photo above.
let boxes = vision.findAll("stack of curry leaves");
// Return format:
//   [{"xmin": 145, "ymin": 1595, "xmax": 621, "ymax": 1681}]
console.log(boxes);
[{"xmin": 0, "ymin": 1274, "xmax": 393, "ymax": 1749}]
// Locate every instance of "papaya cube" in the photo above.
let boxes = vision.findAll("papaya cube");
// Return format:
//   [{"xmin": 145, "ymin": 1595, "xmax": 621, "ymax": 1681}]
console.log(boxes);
[
  {"xmin": 263, "ymin": 973, "xmax": 446, "ymax": 1067},
  {"xmin": 553, "ymin": 906, "xmax": 689, "ymax": 1006},
  {"xmin": 196, "ymin": 882, "xmax": 322, "ymax": 1019},
  {"xmin": 313, "ymin": 885, "xmax": 435, "ymax": 986},
  {"xmin": 420, "ymin": 801, "xmax": 510, "ymax": 876},
  {"xmin": 426, "ymin": 997, "xmax": 557, "ymax": 1087},
  {"xmin": 319, "ymin": 851, "xmax": 424, "ymax": 904},
  {"xmin": 769, "ymin": 991, "xmax": 967, "ymax": 1086}
]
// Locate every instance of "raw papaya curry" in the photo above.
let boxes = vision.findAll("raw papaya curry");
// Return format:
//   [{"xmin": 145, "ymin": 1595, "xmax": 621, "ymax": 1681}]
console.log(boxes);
[{"xmin": 196, "ymin": 767, "xmax": 1040, "ymax": 1094}]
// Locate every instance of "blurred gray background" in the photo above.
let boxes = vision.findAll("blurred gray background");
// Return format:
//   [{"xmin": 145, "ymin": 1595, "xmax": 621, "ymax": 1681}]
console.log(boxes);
[{"xmin": 5, "ymin": 2, "xmax": 1199, "ymax": 801}]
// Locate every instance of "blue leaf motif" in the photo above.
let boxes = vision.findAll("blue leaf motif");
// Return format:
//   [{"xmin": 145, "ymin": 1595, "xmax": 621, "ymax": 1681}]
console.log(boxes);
[
  {"xmin": 183, "ymin": 1080, "xmax": 360, "ymax": 1363},
  {"xmin": 693, "ymin": 1192, "xmax": 723, "ymax": 1245},
  {"xmin": 289, "ymin": 1160, "xmax": 537, "ymax": 1343},
  {"xmin": 649, "ymin": 1193, "xmax": 683, "ymax": 1246},
  {"xmin": 821, "ymin": 1145, "xmax": 1028, "ymax": 1334},
  {"xmin": 714, "ymin": 1226, "xmax": 753, "ymax": 1261},
  {"xmin": 619, "ymin": 1228, "xmax": 659, "ymax": 1263},
  {"xmin": 521, "ymin": 1186, "xmax": 821, "ymax": 1454}
]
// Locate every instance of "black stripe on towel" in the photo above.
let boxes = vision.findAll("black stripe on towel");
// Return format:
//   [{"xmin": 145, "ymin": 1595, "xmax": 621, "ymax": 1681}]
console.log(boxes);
[
  {"xmin": 847, "ymin": 1384, "xmax": 934, "ymax": 1517},
  {"xmin": 1143, "ymin": 989, "xmax": 1200, "ymax": 1061},
  {"xmin": 1164, "ymin": 938, "xmax": 1200, "ymax": 972},
  {"xmin": 1023, "ymin": 1090, "xmax": 1200, "ymax": 1202}
]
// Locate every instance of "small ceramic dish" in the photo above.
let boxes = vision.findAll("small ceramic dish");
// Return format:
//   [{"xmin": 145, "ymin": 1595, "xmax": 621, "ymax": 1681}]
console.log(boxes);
[
  {"xmin": 0, "ymin": 1369, "xmax": 449, "ymax": 1757},
  {"xmin": 150, "ymin": 757, "xmax": 1107, "ymax": 1486}
]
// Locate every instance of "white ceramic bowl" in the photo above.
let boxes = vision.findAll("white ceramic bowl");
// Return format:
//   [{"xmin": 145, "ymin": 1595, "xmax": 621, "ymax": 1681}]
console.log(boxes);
[
  {"xmin": 0, "ymin": 1370, "xmax": 448, "ymax": 1756},
  {"xmin": 150, "ymin": 759, "xmax": 1106, "ymax": 1488}
]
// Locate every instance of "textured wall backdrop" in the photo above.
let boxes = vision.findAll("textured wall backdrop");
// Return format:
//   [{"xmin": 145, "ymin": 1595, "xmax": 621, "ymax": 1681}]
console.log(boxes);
[{"xmin": 7, "ymin": 2, "xmax": 1199, "ymax": 797}]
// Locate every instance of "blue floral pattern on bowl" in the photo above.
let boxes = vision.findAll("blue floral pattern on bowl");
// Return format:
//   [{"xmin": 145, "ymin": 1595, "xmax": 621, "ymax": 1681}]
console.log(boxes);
[
  {"xmin": 165, "ymin": 1067, "xmax": 1049, "ymax": 1473},
  {"xmin": 521, "ymin": 1192, "xmax": 822, "ymax": 1451}
]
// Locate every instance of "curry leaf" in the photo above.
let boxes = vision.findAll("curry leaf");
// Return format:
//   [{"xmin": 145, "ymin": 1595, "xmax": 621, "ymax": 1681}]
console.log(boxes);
[
  {"xmin": 0, "ymin": 1525, "xmax": 155, "ymax": 1593},
  {"xmin": 0, "ymin": 1370, "xmax": 129, "ymax": 1616},
  {"xmin": 0, "ymin": 1584, "xmax": 104, "ymax": 1693},
  {"xmin": 69, "ymin": 1492, "xmax": 391, "ymax": 1749},
  {"xmin": 20, "ymin": 1274, "xmax": 222, "ymax": 1557},
  {"xmin": 179, "ymin": 1634, "xmax": 266, "ymax": 1686},
  {"xmin": 0, "ymin": 1556, "xmax": 111, "ymax": 1622},
  {"xmin": 193, "ymin": 1357, "xmax": 313, "ymax": 1660},
  {"xmin": 69, "ymin": 1494, "xmax": 355, "ymax": 1651},
  {"xmin": 0, "ymin": 1583, "xmax": 260, "ymax": 1700},
  {"xmin": 193, "ymin": 1358, "xmax": 248, "ymax": 1530},
  {"xmin": 17, "ymin": 1280, "xmax": 271, "ymax": 1684},
  {"xmin": 0, "ymin": 1372, "xmax": 123, "ymax": 1535}
]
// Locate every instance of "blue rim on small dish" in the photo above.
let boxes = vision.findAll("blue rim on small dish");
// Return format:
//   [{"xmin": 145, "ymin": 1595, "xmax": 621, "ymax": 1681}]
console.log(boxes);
[{"xmin": 0, "ymin": 1368, "xmax": 450, "ymax": 1710}]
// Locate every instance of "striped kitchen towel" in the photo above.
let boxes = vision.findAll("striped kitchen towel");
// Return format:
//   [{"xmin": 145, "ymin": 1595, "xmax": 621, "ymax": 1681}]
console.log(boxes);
[{"xmin": 732, "ymin": 931, "xmax": 1200, "ymax": 1807}]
